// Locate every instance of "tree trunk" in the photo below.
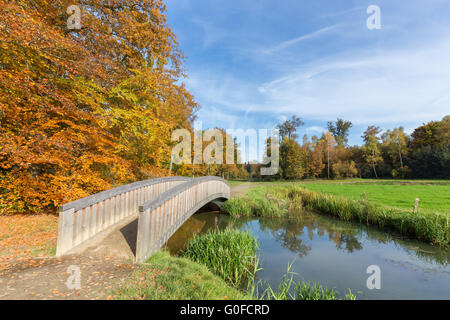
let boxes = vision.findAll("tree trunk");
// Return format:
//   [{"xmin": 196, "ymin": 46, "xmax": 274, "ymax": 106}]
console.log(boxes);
[
  {"xmin": 372, "ymin": 162, "xmax": 378, "ymax": 178},
  {"xmin": 398, "ymin": 147, "xmax": 403, "ymax": 168},
  {"xmin": 327, "ymin": 146, "xmax": 330, "ymax": 179}
]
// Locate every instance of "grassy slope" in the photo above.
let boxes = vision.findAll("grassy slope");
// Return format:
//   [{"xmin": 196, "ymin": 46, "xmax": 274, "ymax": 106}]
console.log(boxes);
[{"xmin": 114, "ymin": 251, "xmax": 250, "ymax": 300}]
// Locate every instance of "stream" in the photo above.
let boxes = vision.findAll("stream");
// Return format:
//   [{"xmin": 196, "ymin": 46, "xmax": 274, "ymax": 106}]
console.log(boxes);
[{"xmin": 165, "ymin": 210, "xmax": 450, "ymax": 299}]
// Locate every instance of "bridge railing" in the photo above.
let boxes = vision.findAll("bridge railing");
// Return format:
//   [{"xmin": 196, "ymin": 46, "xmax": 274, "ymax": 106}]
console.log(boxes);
[
  {"xmin": 56, "ymin": 177, "xmax": 192, "ymax": 257},
  {"xmin": 136, "ymin": 176, "xmax": 230, "ymax": 263}
]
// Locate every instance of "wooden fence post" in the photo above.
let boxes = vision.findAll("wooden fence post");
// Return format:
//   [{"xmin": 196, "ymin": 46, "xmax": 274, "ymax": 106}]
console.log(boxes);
[{"xmin": 413, "ymin": 198, "xmax": 420, "ymax": 213}]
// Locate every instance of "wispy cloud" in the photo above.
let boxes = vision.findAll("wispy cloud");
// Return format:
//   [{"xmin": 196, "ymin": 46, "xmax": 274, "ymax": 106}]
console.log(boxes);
[{"xmin": 263, "ymin": 24, "xmax": 340, "ymax": 54}]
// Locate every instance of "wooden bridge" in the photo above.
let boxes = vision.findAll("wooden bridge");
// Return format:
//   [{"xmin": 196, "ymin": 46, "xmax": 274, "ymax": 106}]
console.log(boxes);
[{"xmin": 56, "ymin": 176, "xmax": 230, "ymax": 262}]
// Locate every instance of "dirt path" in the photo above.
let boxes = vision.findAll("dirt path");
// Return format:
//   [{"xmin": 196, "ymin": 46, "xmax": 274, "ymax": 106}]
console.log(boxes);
[
  {"xmin": 0, "ymin": 253, "xmax": 136, "ymax": 300},
  {"xmin": 0, "ymin": 217, "xmax": 140, "ymax": 300},
  {"xmin": 230, "ymin": 182, "xmax": 259, "ymax": 197}
]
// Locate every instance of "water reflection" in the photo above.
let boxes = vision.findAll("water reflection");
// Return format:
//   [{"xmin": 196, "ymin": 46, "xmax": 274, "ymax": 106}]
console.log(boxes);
[
  {"xmin": 167, "ymin": 210, "xmax": 449, "ymax": 267},
  {"xmin": 166, "ymin": 209, "xmax": 450, "ymax": 299}
]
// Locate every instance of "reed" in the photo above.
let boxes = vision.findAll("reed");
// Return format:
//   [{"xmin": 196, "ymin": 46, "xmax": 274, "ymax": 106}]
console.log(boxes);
[
  {"xmin": 255, "ymin": 263, "xmax": 356, "ymax": 300},
  {"xmin": 221, "ymin": 198, "xmax": 253, "ymax": 217},
  {"xmin": 182, "ymin": 229, "xmax": 260, "ymax": 287},
  {"xmin": 221, "ymin": 191, "xmax": 287, "ymax": 218}
]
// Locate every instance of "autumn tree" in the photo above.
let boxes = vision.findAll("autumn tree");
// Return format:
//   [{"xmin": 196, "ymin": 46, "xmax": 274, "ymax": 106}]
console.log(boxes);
[
  {"xmin": 308, "ymin": 136, "xmax": 326, "ymax": 178},
  {"xmin": 0, "ymin": 0, "xmax": 197, "ymax": 214},
  {"xmin": 320, "ymin": 132, "xmax": 336, "ymax": 179},
  {"xmin": 279, "ymin": 138, "xmax": 306, "ymax": 179},
  {"xmin": 332, "ymin": 160, "xmax": 358, "ymax": 179},
  {"xmin": 362, "ymin": 126, "xmax": 382, "ymax": 143}
]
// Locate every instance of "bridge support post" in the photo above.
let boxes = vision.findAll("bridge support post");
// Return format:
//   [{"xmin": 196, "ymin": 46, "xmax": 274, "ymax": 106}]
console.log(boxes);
[{"xmin": 56, "ymin": 208, "xmax": 75, "ymax": 257}]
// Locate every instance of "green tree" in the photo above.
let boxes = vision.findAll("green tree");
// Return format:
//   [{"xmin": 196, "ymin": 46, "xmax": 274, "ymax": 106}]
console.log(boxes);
[
  {"xmin": 362, "ymin": 135, "xmax": 383, "ymax": 178},
  {"xmin": 362, "ymin": 126, "xmax": 382, "ymax": 143},
  {"xmin": 327, "ymin": 118, "xmax": 353, "ymax": 147},
  {"xmin": 276, "ymin": 115, "xmax": 304, "ymax": 141},
  {"xmin": 382, "ymin": 127, "xmax": 409, "ymax": 177},
  {"xmin": 408, "ymin": 116, "xmax": 450, "ymax": 178}
]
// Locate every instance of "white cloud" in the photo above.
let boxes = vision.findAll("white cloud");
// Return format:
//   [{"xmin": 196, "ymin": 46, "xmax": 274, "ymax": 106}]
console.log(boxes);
[
  {"xmin": 306, "ymin": 126, "xmax": 327, "ymax": 135},
  {"xmin": 254, "ymin": 37, "xmax": 450, "ymax": 124}
]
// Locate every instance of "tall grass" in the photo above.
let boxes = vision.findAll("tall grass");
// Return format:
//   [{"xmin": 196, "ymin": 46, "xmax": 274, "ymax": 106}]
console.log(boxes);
[
  {"xmin": 221, "ymin": 198, "xmax": 253, "ymax": 216},
  {"xmin": 221, "ymin": 191, "xmax": 288, "ymax": 218},
  {"xmin": 182, "ymin": 229, "xmax": 354, "ymax": 300},
  {"xmin": 182, "ymin": 229, "xmax": 260, "ymax": 287}
]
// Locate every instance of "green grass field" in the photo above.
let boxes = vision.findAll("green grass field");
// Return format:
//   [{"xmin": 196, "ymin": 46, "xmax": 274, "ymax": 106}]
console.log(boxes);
[
  {"xmin": 230, "ymin": 179, "xmax": 450, "ymax": 214},
  {"xmin": 298, "ymin": 182, "xmax": 450, "ymax": 213}
]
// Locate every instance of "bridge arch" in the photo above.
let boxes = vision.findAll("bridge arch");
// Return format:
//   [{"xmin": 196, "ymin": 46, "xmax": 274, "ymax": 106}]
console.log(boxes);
[
  {"xmin": 56, "ymin": 177, "xmax": 192, "ymax": 257},
  {"xmin": 136, "ymin": 177, "xmax": 230, "ymax": 262}
]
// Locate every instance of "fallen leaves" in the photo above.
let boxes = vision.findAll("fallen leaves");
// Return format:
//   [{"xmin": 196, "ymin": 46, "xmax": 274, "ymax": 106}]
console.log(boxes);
[{"xmin": 0, "ymin": 214, "xmax": 58, "ymax": 270}]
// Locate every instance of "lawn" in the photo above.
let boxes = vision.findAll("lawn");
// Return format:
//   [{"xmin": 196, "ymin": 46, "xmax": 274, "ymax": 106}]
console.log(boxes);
[
  {"xmin": 230, "ymin": 179, "xmax": 450, "ymax": 214},
  {"xmin": 297, "ymin": 182, "xmax": 450, "ymax": 213}
]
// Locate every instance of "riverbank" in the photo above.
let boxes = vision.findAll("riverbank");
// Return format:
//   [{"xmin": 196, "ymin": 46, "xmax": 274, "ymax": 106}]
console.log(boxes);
[
  {"xmin": 113, "ymin": 251, "xmax": 250, "ymax": 300},
  {"xmin": 222, "ymin": 182, "xmax": 450, "ymax": 246},
  {"xmin": 114, "ymin": 229, "xmax": 356, "ymax": 300}
]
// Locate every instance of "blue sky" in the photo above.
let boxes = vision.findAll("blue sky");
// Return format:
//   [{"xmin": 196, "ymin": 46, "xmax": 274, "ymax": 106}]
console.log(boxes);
[{"xmin": 165, "ymin": 0, "xmax": 450, "ymax": 147}]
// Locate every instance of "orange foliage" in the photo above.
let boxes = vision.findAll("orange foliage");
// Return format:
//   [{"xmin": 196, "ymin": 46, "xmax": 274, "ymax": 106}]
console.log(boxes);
[{"xmin": 0, "ymin": 1, "xmax": 197, "ymax": 213}]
